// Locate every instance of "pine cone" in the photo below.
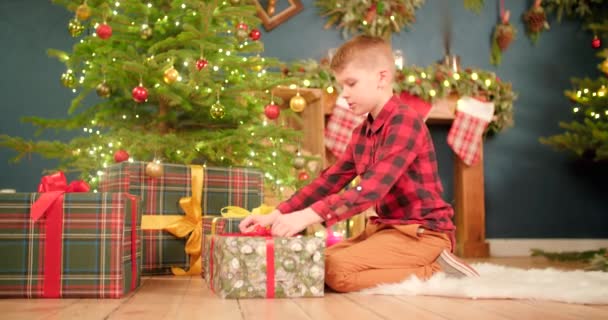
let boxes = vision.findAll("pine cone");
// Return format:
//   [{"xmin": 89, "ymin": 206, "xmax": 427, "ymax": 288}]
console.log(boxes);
[
  {"xmin": 524, "ymin": 7, "xmax": 546, "ymax": 33},
  {"xmin": 496, "ymin": 23, "xmax": 514, "ymax": 51}
]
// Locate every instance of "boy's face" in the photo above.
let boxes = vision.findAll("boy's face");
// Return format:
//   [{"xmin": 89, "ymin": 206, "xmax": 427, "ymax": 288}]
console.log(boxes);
[{"xmin": 333, "ymin": 62, "xmax": 388, "ymax": 118}]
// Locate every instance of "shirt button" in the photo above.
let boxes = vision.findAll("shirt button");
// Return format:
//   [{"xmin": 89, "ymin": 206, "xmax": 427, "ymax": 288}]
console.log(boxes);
[{"xmin": 356, "ymin": 186, "xmax": 362, "ymax": 191}]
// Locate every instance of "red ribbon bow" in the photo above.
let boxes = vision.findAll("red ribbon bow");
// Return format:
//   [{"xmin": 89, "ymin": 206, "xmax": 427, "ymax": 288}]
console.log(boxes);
[{"xmin": 31, "ymin": 172, "xmax": 89, "ymax": 298}]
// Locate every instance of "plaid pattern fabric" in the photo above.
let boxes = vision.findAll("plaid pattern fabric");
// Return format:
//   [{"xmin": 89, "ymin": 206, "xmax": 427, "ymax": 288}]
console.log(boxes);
[
  {"xmin": 0, "ymin": 193, "xmax": 141, "ymax": 298},
  {"xmin": 399, "ymin": 91, "xmax": 432, "ymax": 120},
  {"xmin": 447, "ymin": 112, "xmax": 490, "ymax": 166},
  {"xmin": 325, "ymin": 105, "xmax": 366, "ymax": 158},
  {"xmin": 99, "ymin": 162, "xmax": 264, "ymax": 275}
]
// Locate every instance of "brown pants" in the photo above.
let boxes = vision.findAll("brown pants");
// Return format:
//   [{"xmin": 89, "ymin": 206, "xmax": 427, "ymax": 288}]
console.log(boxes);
[{"xmin": 324, "ymin": 223, "xmax": 451, "ymax": 293}]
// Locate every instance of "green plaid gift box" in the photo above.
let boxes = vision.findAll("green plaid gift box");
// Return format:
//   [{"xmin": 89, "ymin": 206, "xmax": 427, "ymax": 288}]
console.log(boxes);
[
  {"xmin": 0, "ymin": 193, "xmax": 142, "ymax": 298},
  {"xmin": 99, "ymin": 161, "xmax": 264, "ymax": 275},
  {"xmin": 205, "ymin": 235, "xmax": 325, "ymax": 299}
]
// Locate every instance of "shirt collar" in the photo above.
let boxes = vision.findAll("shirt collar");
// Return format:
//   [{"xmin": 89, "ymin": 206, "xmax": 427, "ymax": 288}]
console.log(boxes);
[{"xmin": 365, "ymin": 95, "xmax": 401, "ymax": 136}]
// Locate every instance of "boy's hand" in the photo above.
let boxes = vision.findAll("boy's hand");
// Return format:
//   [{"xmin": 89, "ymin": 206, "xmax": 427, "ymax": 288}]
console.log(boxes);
[
  {"xmin": 239, "ymin": 210, "xmax": 281, "ymax": 233},
  {"xmin": 271, "ymin": 208, "xmax": 323, "ymax": 237}
]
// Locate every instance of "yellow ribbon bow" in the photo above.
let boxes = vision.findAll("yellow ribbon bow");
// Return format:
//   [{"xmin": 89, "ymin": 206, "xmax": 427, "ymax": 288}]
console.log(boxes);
[
  {"xmin": 220, "ymin": 203, "xmax": 275, "ymax": 218},
  {"xmin": 163, "ymin": 165, "xmax": 204, "ymax": 276}
]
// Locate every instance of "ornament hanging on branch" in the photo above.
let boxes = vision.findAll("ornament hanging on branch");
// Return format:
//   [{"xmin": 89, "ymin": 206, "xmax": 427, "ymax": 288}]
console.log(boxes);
[
  {"xmin": 235, "ymin": 22, "xmax": 249, "ymax": 42},
  {"xmin": 523, "ymin": 0, "xmax": 548, "ymax": 44},
  {"xmin": 592, "ymin": 35, "xmax": 602, "ymax": 49},
  {"xmin": 68, "ymin": 18, "xmax": 85, "ymax": 37},
  {"xmin": 297, "ymin": 170, "xmax": 309, "ymax": 181},
  {"xmin": 292, "ymin": 149, "xmax": 306, "ymax": 170},
  {"xmin": 141, "ymin": 24, "xmax": 153, "ymax": 39},
  {"xmin": 132, "ymin": 84, "xmax": 148, "ymax": 103},
  {"xmin": 113, "ymin": 149, "xmax": 129, "ymax": 163},
  {"xmin": 61, "ymin": 70, "xmax": 75, "ymax": 88},
  {"xmin": 96, "ymin": 81, "xmax": 111, "ymax": 98},
  {"xmin": 210, "ymin": 92, "xmax": 225, "ymax": 120},
  {"xmin": 196, "ymin": 57, "xmax": 208, "ymax": 71},
  {"xmin": 76, "ymin": 2, "xmax": 91, "ymax": 21},
  {"xmin": 249, "ymin": 28, "xmax": 261, "ymax": 41},
  {"xmin": 490, "ymin": 1, "xmax": 515, "ymax": 66},
  {"xmin": 96, "ymin": 23, "xmax": 113, "ymax": 40},
  {"xmin": 145, "ymin": 160, "xmax": 164, "ymax": 178},
  {"xmin": 289, "ymin": 92, "xmax": 307, "ymax": 112},
  {"xmin": 163, "ymin": 66, "xmax": 179, "ymax": 84},
  {"xmin": 264, "ymin": 101, "xmax": 280, "ymax": 120}
]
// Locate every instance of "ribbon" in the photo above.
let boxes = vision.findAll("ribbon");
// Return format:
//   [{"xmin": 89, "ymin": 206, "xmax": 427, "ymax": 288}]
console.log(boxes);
[
  {"xmin": 220, "ymin": 204, "xmax": 274, "ymax": 218},
  {"xmin": 161, "ymin": 165, "xmax": 204, "ymax": 276},
  {"xmin": 208, "ymin": 233, "xmax": 275, "ymax": 298},
  {"xmin": 31, "ymin": 172, "xmax": 89, "ymax": 298}
]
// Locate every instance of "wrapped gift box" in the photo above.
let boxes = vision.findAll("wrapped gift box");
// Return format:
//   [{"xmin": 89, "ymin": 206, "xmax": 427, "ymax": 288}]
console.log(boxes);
[
  {"xmin": 99, "ymin": 161, "xmax": 264, "ymax": 274},
  {"xmin": 0, "ymin": 192, "xmax": 141, "ymax": 298},
  {"xmin": 205, "ymin": 234, "xmax": 325, "ymax": 299}
]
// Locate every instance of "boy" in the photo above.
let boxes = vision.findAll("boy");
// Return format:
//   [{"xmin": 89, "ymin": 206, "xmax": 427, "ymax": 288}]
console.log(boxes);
[{"xmin": 240, "ymin": 35, "xmax": 478, "ymax": 293}]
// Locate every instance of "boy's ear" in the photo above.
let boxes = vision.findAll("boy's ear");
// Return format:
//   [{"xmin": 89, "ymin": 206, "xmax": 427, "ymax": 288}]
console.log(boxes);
[{"xmin": 378, "ymin": 69, "xmax": 390, "ymax": 88}]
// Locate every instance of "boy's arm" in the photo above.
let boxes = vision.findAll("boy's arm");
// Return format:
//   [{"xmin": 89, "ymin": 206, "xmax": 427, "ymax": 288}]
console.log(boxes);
[
  {"xmin": 276, "ymin": 141, "xmax": 358, "ymax": 214},
  {"xmin": 310, "ymin": 112, "xmax": 424, "ymax": 226}
]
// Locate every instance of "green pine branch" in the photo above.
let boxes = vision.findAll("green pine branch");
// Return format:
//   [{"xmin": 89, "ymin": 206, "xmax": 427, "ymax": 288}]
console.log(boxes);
[{"xmin": 1, "ymin": 0, "xmax": 310, "ymax": 193}]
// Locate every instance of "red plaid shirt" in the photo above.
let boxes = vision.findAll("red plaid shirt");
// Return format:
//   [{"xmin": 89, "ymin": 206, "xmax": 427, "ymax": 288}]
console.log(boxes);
[{"xmin": 278, "ymin": 96, "xmax": 455, "ymax": 241}]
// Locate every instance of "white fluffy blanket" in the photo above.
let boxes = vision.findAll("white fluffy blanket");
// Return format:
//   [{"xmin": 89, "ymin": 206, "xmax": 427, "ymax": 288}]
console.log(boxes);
[{"xmin": 359, "ymin": 263, "xmax": 608, "ymax": 305}]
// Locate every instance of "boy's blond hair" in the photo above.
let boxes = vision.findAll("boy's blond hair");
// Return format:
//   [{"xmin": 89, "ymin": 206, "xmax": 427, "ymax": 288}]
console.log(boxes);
[{"xmin": 330, "ymin": 35, "xmax": 395, "ymax": 76}]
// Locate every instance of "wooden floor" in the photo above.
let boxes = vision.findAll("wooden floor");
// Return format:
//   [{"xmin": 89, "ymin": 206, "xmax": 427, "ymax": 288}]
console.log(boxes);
[{"xmin": 2, "ymin": 257, "xmax": 607, "ymax": 320}]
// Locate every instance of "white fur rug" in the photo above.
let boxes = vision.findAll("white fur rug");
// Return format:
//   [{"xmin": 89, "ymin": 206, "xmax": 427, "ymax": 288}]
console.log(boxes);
[{"xmin": 359, "ymin": 263, "xmax": 608, "ymax": 305}]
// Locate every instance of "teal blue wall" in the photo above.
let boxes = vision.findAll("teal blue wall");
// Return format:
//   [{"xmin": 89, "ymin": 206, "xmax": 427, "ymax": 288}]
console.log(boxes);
[{"xmin": 1, "ymin": 0, "xmax": 606, "ymax": 238}]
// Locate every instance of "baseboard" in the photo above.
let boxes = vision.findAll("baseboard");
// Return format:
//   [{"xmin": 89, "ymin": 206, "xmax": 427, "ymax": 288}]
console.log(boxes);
[{"xmin": 487, "ymin": 239, "xmax": 608, "ymax": 257}]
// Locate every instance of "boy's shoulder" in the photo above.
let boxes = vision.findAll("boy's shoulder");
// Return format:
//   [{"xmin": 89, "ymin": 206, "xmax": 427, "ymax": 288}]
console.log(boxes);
[{"xmin": 387, "ymin": 102, "xmax": 426, "ymax": 128}]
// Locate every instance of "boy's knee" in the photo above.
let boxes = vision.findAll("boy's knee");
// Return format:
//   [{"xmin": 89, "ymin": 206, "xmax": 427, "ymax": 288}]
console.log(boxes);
[{"xmin": 325, "ymin": 255, "xmax": 357, "ymax": 293}]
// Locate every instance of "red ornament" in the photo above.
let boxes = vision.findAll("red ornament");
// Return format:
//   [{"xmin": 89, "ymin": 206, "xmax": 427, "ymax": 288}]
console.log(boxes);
[
  {"xmin": 113, "ymin": 149, "xmax": 129, "ymax": 163},
  {"xmin": 264, "ymin": 103, "xmax": 280, "ymax": 120},
  {"xmin": 592, "ymin": 35, "xmax": 601, "ymax": 49},
  {"xmin": 196, "ymin": 58, "xmax": 209, "ymax": 71},
  {"xmin": 236, "ymin": 22, "xmax": 248, "ymax": 31},
  {"xmin": 132, "ymin": 85, "xmax": 148, "ymax": 103},
  {"xmin": 298, "ymin": 171, "xmax": 309, "ymax": 181},
  {"xmin": 96, "ymin": 23, "xmax": 112, "ymax": 39},
  {"xmin": 249, "ymin": 28, "xmax": 261, "ymax": 41}
]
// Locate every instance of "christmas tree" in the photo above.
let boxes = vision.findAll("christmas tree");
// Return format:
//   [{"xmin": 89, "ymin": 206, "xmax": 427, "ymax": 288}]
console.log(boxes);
[
  {"xmin": 0, "ymin": 0, "xmax": 308, "ymax": 192},
  {"xmin": 540, "ymin": 0, "xmax": 608, "ymax": 161}
]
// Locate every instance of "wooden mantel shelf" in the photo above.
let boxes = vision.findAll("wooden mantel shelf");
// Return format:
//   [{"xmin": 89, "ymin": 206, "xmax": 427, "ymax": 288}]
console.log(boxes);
[{"xmin": 428, "ymin": 95, "xmax": 489, "ymax": 258}]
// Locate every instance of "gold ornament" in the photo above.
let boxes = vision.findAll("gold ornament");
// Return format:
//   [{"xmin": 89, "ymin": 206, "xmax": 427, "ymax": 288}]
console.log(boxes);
[
  {"xmin": 141, "ymin": 24, "xmax": 153, "ymax": 39},
  {"xmin": 251, "ymin": 55, "xmax": 263, "ymax": 72},
  {"xmin": 76, "ymin": 3, "xmax": 91, "ymax": 21},
  {"xmin": 292, "ymin": 155, "xmax": 306, "ymax": 170},
  {"xmin": 163, "ymin": 66, "xmax": 179, "ymax": 84},
  {"xmin": 61, "ymin": 71, "xmax": 75, "ymax": 88},
  {"xmin": 145, "ymin": 161, "xmax": 164, "ymax": 178},
  {"xmin": 68, "ymin": 18, "xmax": 84, "ymax": 37},
  {"xmin": 289, "ymin": 93, "xmax": 307, "ymax": 112},
  {"xmin": 601, "ymin": 59, "xmax": 608, "ymax": 75},
  {"xmin": 236, "ymin": 28, "xmax": 248, "ymax": 42},
  {"xmin": 210, "ymin": 102, "xmax": 225, "ymax": 119},
  {"xmin": 96, "ymin": 82, "xmax": 111, "ymax": 98}
]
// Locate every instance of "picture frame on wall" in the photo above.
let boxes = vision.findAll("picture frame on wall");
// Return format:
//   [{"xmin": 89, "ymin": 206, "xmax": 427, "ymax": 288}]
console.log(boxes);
[{"xmin": 253, "ymin": 0, "xmax": 303, "ymax": 31}]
